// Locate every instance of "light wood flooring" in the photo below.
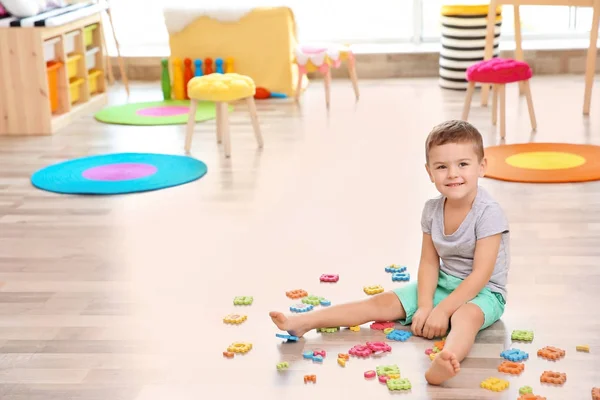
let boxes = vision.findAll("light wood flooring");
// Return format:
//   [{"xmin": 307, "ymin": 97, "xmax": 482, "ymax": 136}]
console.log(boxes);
[{"xmin": 0, "ymin": 75, "xmax": 599, "ymax": 400}]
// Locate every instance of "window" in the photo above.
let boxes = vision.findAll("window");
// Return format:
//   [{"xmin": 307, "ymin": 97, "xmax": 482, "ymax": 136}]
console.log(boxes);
[{"xmin": 105, "ymin": 0, "xmax": 595, "ymax": 56}]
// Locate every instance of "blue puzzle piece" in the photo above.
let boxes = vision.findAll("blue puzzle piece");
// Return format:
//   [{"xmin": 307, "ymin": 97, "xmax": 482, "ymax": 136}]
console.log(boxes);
[
  {"xmin": 392, "ymin": 272, "xmax": 410, "ymax": 282},
  {"xmin": 320, "ymin": 299, "xmax": 331, "ymax": 306},
  {"xmin": 290, "ymin": 303, "xmax": 314, "ymax": 313},
  {"xmin": 500, "ymin": 348, "xmax": 529, "ymax": 362},
  {"xmin": 385, "ymin": 265, "xmax": 407, "ymax": 273},
  {"xmin": 303, "ymin": 350, "xmax": 314, "ymax": 359},
  {"xmin": 312, "ymin": 355, "xmax": 323, "ymax": 362},
  {"xmin": 386, "ymin": 329, "xmax": 413, "ymax": 342},
  {"xmin": 276, "ymin": 333, "xmax": 299, "ymax": 342}
]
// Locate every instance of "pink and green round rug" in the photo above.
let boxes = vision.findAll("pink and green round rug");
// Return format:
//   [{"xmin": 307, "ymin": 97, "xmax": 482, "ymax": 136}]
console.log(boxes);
[{"xmin": 94, "ymin": 100, "xmax": 231, "ymax": 126}]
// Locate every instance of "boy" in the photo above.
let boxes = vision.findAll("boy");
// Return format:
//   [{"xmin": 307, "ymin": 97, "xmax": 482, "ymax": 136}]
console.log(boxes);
[{"xmin": 270, "ymin": 120, "xmax": 510, "ymax": 385}]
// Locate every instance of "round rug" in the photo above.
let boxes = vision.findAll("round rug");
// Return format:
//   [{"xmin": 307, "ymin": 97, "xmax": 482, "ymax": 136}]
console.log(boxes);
[
  {"xmin": 484, "ymin": 143, "xmax": 600, "ymax": 183},
  {"xmin": 94, "ymin": 100, "xmax": 230, "ymax": 126},
  {"xmin": 31, "ymin": 153, "xmax": 207, "ymax": 195}
]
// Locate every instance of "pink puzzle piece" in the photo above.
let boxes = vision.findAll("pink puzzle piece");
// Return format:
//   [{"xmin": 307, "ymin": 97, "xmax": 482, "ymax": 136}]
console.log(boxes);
[
  {"xmin": 367, "ymin": 341, "xmax": 391, "ymax": 353},
  {"xmin": 370, "ymin": 321, "xmax": 395, "ymax": 330},
  {"xmin": 349, "ymin": 344, "xmax": 373, "ymax": 357},
  {"xmin": 320, "ymin": 274, "xmax": 339, "ymax": 282}
]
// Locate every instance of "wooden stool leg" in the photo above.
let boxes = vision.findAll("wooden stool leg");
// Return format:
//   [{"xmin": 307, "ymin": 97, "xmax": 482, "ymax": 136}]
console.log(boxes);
[
  {"xmin": 246, "ymin": 96, "xmax": 264, "ymax": 148},
  {"xmin": 216, "ymin": 103, "xmax": 223, "ymax": 144},
  {"xmin": 219, "ymin": 102, "xmax": 231, "ymax": 158},
  {"xmin": 522, "ymin": 80, "xmax": 537, "ymax": 131},
  {"xmin": 347, "ymin": 56, "xmax": 360, "ymax": 101},
  {"xmin": 583, "ymin": 0, "xmax": 599, "ymax": 115},
  {"xmin": 184, "ymin": 99, "xmax": 198, "ymax": 152},
  {"xmin": 324, "ymin": 68, "xmax": 332, "ymax": 109},
  {"xmin": 513, "ymin": 5, "xmax": 525, "ymax": 95},
  {"xmin": 492, "ymin": 84, "xmax": 498, "ymax": 125},
  {"xmin": 461, "ymin": 81, "xmax": 476, "ymax": 120},
  {"xmin": 498, "ymin": 84, "xmax": 506, "ymax": 140}
]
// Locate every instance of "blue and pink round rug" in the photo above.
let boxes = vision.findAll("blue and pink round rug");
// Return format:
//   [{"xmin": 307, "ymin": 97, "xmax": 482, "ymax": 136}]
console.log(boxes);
[{"xmin": 31, "ymin": 153, "xmax": 207, "ymax": 195}]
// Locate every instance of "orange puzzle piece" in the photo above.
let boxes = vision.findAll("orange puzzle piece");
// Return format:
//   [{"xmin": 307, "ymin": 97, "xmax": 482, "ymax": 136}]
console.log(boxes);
[
  {"xmin": 222, "ymin": 351, "xmax": 234, "ymax": 358},
  {"xmin": 518, "ymin": 395, "xmax": 546, "ymax": 400},
  {"xmin": 537, "ymin": 346, "xmax": 565, "ymax": 361},
  {"xmin": 540, "ymin": 371, "xmax": 567, "ymax": 385},
  {"xmin": 286, "ymin": 289, "xmax": 308, "ymax": 299},
  {"xmin": 304, "ymin": 374, "xmax": 316, "ymax": 383},
  {"xmin": 592, "ymin": 387, "xmax": 600, "ymax": 400},
  {"xmin": 434, "ymin": 340, "xmax": 445, "ymax": 350},
  {"xmin": 498, "ymin": 360, "xmax": 525, "ymax": 375}
]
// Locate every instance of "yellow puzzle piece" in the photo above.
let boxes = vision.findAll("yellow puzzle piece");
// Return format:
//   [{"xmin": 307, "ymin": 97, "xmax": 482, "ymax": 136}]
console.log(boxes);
[
  {"xmin": 364, "ymin": 285, "xmax": 384, "ymax": 295},
  {"xmin": 349, "ymin": 325, "xmax": 360, "ymax": 332},
  {"xmin": 223, "ymin": 314, "xmax": 247, "ymax": 324},
  {"xmin": 227, "ymin": 342, "xmax": 253, "ymax": 353},
  {"xmin": 481, "ymin": 377, "xmax": 509, "ymax": 392}
]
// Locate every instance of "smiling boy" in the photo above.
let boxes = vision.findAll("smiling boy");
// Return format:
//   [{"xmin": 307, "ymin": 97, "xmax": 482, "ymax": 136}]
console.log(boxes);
[{"xmin": 270, "ymin": 120, "xmax": 510, "ymax": 385}]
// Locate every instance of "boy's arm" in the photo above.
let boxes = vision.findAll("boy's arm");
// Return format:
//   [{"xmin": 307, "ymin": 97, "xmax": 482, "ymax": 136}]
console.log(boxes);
[
  {"xmin": 417, "ymin": 232, "xmax": 440, "ymax": 308},
  {"xmin": 436, "ymin": 233, "xmax": 502, "ymax": 315}
]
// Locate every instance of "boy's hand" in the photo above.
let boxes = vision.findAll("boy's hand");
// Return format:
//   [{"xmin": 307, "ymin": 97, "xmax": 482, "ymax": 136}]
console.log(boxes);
[
  {"xmin": 422, "ymin": 306, "xmax": 450, "ymax": 339},
  {"xmin": 411, "ymin": 305, "xmax": 433, "ymax": 337}
]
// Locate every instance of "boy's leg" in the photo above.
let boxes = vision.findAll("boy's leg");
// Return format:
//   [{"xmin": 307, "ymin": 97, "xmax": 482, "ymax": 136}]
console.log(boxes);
[
  {"xmin": 425, "ymin": 303, "xmax": 484, "ymax": 385},
  {"xmin": 270, "ymin": 291, "xmax": 406, "ymax": 337}
]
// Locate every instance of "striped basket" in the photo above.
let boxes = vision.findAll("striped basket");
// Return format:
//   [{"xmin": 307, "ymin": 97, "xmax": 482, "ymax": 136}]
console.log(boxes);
[{"xmin": 439, "ymin": 4, "xmax": 503, "ymax": 90}]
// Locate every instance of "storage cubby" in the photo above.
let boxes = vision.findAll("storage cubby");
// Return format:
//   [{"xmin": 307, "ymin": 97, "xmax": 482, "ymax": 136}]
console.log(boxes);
[{"xmin": 0, "ymin": 13, "xmax": 107, "ymax": 135}]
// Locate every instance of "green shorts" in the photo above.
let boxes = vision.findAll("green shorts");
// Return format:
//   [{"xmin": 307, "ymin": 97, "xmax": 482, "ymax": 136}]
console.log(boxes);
[{"xmin": 393, "ymin": 270, "xmax": 506, "ymax": 330}]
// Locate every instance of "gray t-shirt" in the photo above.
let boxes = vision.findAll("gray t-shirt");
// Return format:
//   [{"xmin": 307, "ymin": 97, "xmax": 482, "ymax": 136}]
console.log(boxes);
[{"xmin": 421, "ymin": 186, "xmax": 510, "ymax": 300}]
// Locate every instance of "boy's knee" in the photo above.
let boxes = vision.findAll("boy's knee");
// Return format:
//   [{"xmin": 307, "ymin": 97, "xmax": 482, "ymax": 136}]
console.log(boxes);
[{"xmin": 451, "ymin": 303, "xmax": 484, "ymax": 324}]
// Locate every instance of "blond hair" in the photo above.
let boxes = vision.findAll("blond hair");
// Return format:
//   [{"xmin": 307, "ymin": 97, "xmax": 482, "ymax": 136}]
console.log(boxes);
[{"xmin": 425, "ymin": 120, "xmax": 484, "ymax": 164}]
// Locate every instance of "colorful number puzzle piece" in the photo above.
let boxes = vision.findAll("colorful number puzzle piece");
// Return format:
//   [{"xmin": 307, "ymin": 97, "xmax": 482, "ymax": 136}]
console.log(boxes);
[
  {"xmin": 576, "ymin": 344, "xmax": 590, "ymax": 352},
  {"xmin": 376, "ymin": 364, "xmax": 400, "ymax": 377},
  {"xmin": 316, "ymin": 327, "xmax": 339, "ymax": 333},
  {"xmin": 276, "ymin": 333, "xmax": 299, "ymax": 342},
  {"xmin": 319, "ymin": 299, "xmax": 331, "ymax": 306},
  {"xmin": 286, "ymin": 289, "xmax": 308, "ymax": 299},
  {"xmin": 392, "ymin": 272, "xmax": 410, "ymax": 282},
  {"xmin": 364, "ymin": 370, "xmax": 376, "ymax": 379},
  {"xmin": 540, "ymin": 370, "xmax": 566, "ymax": 385},
  {"xmin": 276, "ymin": 361, "xmax": 289, "ymax": 370},
  {"xmin": 498, "ymin": 360, "xmax": 525, "ymax": 375},
  {"xmin": 349, "ymin": 325, "xmax": 360, "ymax": 332},
  {"xmin": 387, "ymin": 378, "xmax": 411, "ymax": 391},
  {"xmin": 312, "ymin": 355, "xmax": 323, "ymax": 362},
  {"xmin": 370, "ymin": 321, "xmax": 395, "ymax": 330},
  {"xmin": 500, "ymin": 348, "xmax": 529, "ymax": 362},
  {"xmin": 223, "ymin": 313, "xmax": 247, "ymax": 324},
  {"xmin": 364, "ymin": 285, "xmax": 384, "ymax": 295},
  {"xmin": 302, "ymin": 295, "xmax": 324, "ymax": 305},
  {"xmin": 337, "ymin": 357, "xmax": 346, "ymax": 367},
  {"xmin": 319, "ymin": 274, "xmax": 339, "ymax": 282},
  {"xmin": 519, "ymin": 386, "xmax": 533, "ymax": 395},
  {"xmin": 512, "ymin": 330, "xmax": 534, "ymax": 341},
  {"xmin": 233, "ymin": 296, "xmax": 253, "ymax": 305},
  {"xmin": 386, "ymin": 329, "xmax": 412, "ymax": 342},
  {"xmin": 303, "ymin": 350, "xmax": 314, "ymax": 359},
  {"xmin": 290, "ymin": 303, "xmax": 313, "ymax": 313},
  {"xmin": 227, "ymin": 342, "xmax": 252, "ymax": 353},
  {"xmin": 480, "ymin": 377, "xmax": 509, "ymax": 392},
  {"xmin": 385, "ymin": 264, "xmax": 407, "ymax": 273},
  {"xmin": 349, "ymin": 344, "xmax": 372, "ymax": 357},
  {"xmin": 537, "ymin": 346, "xmax": 565, "ymax": 361},
  {"xmin": 367, "ymin": 341, "xmax": 391, "ymax": 353},
  {"xmin": 518, "ymin": 395, "xmax": 546, "ymax": 400},
  {"xmin": 303, "ymin": 375, "xmax": 316, "ymax": 384},
  {"xmin": 223, "ymin": 351, "xmax": 234, "ymax": 358}
]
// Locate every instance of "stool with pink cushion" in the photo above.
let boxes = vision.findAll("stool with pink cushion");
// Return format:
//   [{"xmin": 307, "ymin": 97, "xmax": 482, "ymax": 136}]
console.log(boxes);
[{"xmin": 462, "ymin": 58, "xmax": 536, "ymax": 140}]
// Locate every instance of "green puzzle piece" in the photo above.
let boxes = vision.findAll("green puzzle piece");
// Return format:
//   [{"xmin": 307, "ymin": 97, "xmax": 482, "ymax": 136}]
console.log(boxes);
[
  {"xmin": 519, "ymin": 386, "xmax": 533, "ymax": 395},
  {"xmin": 376, "ymin": 364, "xmax": 400, "ymax": 377},
  {"xmin": 233, "ymin": 296, "xmax": 253, "ymax": 305},
  {"xmin": 511, "ymin": 330, "xmax": 534, "ymax": 341},
  {"xmin": 302, "ymin": 295, "xmax": 324, "ymax": 305},
  {"xmin": 387, "ymin": 378, "xmax": 411, "ymax": 391},
  {"xmin": 316, "ymin": 327, "xmax": 339, "ymax": 333}
]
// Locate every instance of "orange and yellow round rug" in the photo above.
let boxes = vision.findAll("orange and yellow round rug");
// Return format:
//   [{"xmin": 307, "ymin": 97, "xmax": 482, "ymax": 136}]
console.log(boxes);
[{"xmin": 484, "ymin": 143, "xmax": 600, "ymax": 183}]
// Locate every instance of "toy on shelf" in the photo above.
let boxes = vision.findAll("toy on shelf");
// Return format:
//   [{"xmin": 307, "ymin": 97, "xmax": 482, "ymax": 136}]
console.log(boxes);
[
  {"xmin": 172, "ymin": 58, "xmax": 185, "ymax": 100},
  {"xmin": 183, "ymin": 58, "xmax": 193, "ymax": 99},
  {"xmin": 204, "ymin": 58, "xmax": 214, "ymax": 74},
  {"xmin": 254, "ymin": 87, "xmax": 287, "ymax": 100},
  {"xmin": 161, "ymin": 56, "xmax": 235, "ymax": 100},
  {"xmin": 225, "ymin": 57, "xmax": 234, "ymax": 73},
  {"xmin": 161, "ymin": 59, "xmax": 171, "ymax": 100},
  {"xmin": 215, "ymin": 57, "xmax": 224, "ymax": 73},
  {"xmin": 194, "ymin": 59, "xmax": 203, "ymax": 77}
]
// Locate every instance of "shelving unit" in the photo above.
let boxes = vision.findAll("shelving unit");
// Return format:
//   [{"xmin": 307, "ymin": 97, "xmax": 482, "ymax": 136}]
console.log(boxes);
[{"xmin": 0, "ymin": 13, "xmax": 108, "ymax": 136}]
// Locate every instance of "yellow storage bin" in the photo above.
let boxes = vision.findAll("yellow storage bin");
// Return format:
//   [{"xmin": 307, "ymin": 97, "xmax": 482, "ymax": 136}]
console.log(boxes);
[
  {"xmin": 69, "ymin": 77, "xmax": 84, "ymax": 104},
  {"xmin": 87, "ymin": 68, "xmax": 103, "ymax": 94},
  {"xmin": 83, "ymin": 24, "xmax": 98, "ymax": 47},
  {"xmin": 66, "ymin": 53, "xmax": 82, "ymax": 79}
]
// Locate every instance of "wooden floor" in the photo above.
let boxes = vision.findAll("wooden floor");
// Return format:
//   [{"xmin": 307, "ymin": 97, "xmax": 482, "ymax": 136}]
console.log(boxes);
[{"xmin": 0, "ymin": 75, "xmax": 599, "ymax": 400}]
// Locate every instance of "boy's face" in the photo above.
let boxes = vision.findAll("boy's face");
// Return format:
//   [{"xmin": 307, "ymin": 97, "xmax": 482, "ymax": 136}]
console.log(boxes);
[{"xmin": 425, "ymin": 142, "xmax": 486, "ymax": 202}]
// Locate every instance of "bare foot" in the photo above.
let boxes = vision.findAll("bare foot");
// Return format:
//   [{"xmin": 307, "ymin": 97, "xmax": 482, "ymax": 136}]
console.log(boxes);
[
  {"xmin": 425, "ymin": 350, "xmax": 461, "ymax": 385},
  {"xmin": 269, "ymin": 311, "xmax": 311, "ymax": 337}
]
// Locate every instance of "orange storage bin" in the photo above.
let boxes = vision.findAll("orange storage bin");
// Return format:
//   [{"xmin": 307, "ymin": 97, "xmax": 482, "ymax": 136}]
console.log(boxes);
[{"xmin": 46, "ymin": 60, "xmax": 62, "ymax": 113}]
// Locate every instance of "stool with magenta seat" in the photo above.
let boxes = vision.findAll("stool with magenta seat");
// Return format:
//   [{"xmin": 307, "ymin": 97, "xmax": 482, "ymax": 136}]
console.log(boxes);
[{"xmin": 462, "ymin": 58, "xmax": 536, "ymax": 140}]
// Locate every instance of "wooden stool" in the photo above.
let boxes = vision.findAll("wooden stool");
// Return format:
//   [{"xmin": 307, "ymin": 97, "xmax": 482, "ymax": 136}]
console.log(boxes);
[
  {"xmin": 185, "ymin": 73, "xmax": 263, "ymax": 158},
  {"xmin": 462, "ymin": 58, "xmax": 536, "ymax": 139},
  {"xmin": 294, "ymin": 43, "xmax": 359, "ymax": 108}
]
